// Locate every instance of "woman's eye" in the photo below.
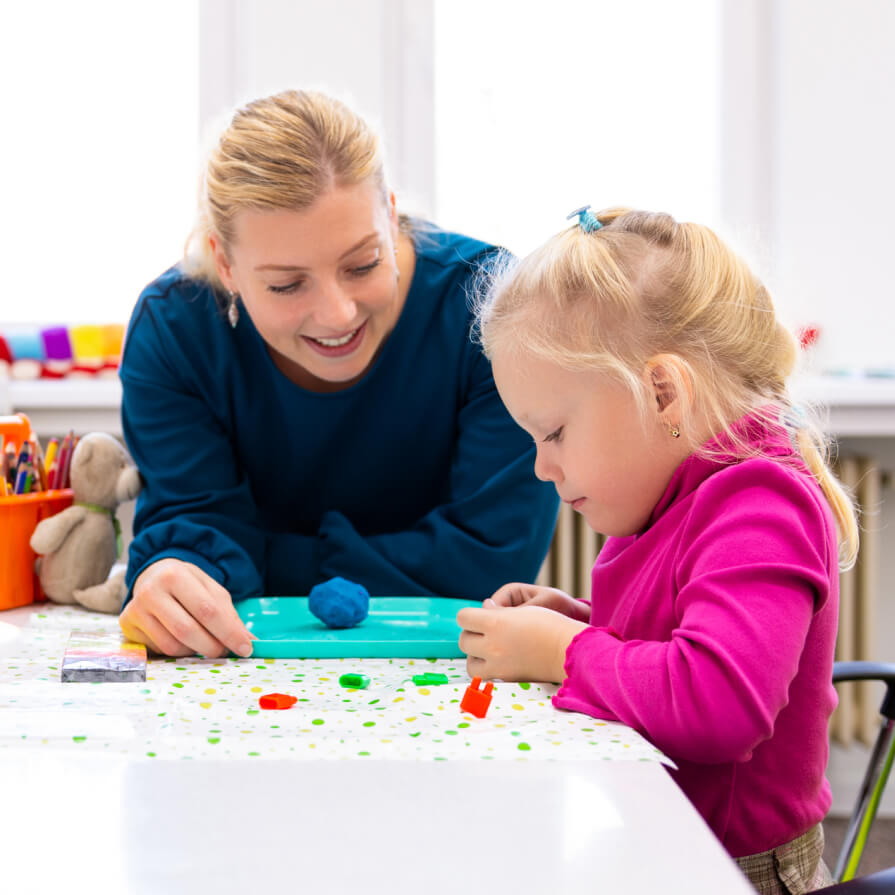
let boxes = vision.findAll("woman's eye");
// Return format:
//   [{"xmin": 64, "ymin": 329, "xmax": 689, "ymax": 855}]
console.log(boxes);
[
  {"xmin": 348, "ymin": 258, "xmax": 382, "ymax": 277},
  {"xmin": 543, "ymin": 426, "xmax": 564, "ymax": 443},
  {"xmin": 267, "ymin": 280, "xmax": 305, "ymax": 295}
]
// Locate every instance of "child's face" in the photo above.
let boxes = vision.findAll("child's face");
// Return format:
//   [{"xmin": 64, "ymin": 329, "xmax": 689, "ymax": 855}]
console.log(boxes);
[{"xmin": 492, "ymin": 347, "xmax": 689, "ymax": 537}]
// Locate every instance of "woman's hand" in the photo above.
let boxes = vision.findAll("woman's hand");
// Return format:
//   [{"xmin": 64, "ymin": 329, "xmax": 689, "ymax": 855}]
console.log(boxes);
[
  {"xmin": 457, "ymin": 603, "xmax": 589, "ymax": 683},
  {"xmin": 485, "ymin": 582, "xmax": 591, "ymax": 623},
  {"xmin": 119, "ymin": 558, "xmax": 255, "ymax": 658}
]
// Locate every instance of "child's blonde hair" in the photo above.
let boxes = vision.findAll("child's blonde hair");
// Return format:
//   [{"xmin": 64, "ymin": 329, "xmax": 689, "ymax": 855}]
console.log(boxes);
[
  {"xmin": 185, "ymin": 89, "xmax": 388, "ymax": 291},
  {"xmin": 476, "ymin": 207, "xmax": 858, "ymax": 569}
]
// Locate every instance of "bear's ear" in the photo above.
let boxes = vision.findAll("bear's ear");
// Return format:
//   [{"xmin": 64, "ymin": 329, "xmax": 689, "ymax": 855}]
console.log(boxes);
[{"xmin": 74, "ymin": 440, "xmax": 93, "ymax": 465}]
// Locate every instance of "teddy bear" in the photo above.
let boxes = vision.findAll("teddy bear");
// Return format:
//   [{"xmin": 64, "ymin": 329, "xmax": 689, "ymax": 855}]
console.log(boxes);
[{"xmin": 29, "ymin": 432, "xmax": 141, "ymax": 613}]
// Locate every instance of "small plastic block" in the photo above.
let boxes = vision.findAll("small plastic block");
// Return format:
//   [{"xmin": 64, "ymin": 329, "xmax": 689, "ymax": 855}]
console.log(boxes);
[
  {"xmin": 460, "ymin": 676, "xmax": 494, "ymax": 718},
  {"xmin": 258, "ymin": 692, "xmax": 297, "ymax": 710},
  {"xmin": 412, "ymin": 672, "xmax": 449, "ymax": 686},
  {"xmin": 339, "ymin": 673, "xmax": 370, "ymax": 689}
]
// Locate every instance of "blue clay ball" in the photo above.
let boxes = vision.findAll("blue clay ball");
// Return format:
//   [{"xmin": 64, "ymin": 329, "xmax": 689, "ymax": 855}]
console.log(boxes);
[{"xmin": 308, "ymin": 577, "xmax": 370, "ymax": 629}]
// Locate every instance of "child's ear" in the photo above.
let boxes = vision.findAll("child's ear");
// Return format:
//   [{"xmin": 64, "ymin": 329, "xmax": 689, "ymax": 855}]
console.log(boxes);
[
  {"xmin": 643, "ymin": 354, "xmax": 690, "ymax": 423},
  {"xmin": 209, "ymin": 233, "xmax": 236, "ymax": 292}
]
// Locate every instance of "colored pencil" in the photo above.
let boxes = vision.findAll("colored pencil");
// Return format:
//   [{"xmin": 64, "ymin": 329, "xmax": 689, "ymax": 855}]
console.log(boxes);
[
  {"xmin": 31, "ymin": 438, "xmax": 47, "ymax": 491},
  {"xmin": 44, "ymin": 437, "xmax": 59, "ymax": 474},
  {"xmin": 52, "ymin": 431, "xmax": 73, "ymax": 490},
  {"xmin": 4, "ymin": 441, "xmax": 16, "ymax": 487},
  {"xmin": 13, "ymin": 461, "xmax": 30, "ymax": 494}
]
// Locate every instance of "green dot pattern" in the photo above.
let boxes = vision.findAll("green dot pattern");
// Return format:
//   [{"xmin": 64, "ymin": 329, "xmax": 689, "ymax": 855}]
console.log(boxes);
[{"xmin": 0, "ymin": 604, "xmax": 672, "ymax": 765}]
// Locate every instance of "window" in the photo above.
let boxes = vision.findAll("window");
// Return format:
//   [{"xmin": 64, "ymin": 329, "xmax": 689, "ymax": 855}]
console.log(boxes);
[
  {"xmin": 1, "ymin": 2, "xmax": 199, "ymax": 324},
  {"xmin": 433, "ymin": 0, "xmax": 721, "ymax": 255}
]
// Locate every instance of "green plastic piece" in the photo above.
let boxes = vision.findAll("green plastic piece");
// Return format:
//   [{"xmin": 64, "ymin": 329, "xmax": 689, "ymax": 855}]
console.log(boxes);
[
  {"xmin": 236, "ymin": 596, "xmax": 479, "ymax": 659},
  {"xmin": 339, "ymin": 673, "xmax": 370, "ymax": 689},
  {"xmin": 412, "ymin": 672, "xmax": 450, "ymax": 686}
]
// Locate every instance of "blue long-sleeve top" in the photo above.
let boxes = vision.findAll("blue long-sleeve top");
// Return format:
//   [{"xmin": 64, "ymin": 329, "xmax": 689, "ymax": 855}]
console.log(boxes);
[{"xmin": 120, "ymin": 223, "xmax": 558, "ymax": 604}]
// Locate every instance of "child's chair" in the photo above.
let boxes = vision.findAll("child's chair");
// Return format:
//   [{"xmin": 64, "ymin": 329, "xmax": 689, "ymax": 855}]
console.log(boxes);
[{"xmin": 814, "ymin": 661, "xmax": 895, "ymax": 892}]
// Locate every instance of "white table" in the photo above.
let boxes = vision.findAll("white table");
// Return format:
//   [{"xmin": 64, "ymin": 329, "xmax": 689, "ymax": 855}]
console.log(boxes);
[
  {"xmin": 0, "ymin": 604, "xmax": 753, "ymax": 895},
  {"xmin": 0, "ymin": 755, "xmax": 753, "ymax": 895}
]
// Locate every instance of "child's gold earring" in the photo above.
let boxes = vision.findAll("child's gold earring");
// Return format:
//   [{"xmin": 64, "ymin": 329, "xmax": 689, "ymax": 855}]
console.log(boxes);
[{"xmin": 669, "ymin": 425, "xmax": 681, "ymax": 438}]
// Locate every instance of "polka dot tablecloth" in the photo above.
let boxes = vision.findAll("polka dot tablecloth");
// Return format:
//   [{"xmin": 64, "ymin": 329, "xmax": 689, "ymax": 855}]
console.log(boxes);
[{"xmin": 0, "ymin": 605, "xmax": 671, "ymax": 765}]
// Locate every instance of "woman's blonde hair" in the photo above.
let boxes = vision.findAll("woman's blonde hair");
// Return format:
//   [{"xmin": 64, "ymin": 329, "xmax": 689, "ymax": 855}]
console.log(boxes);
[
  {"xmin": 476, "ymin": 207, "xmax": 859, "ymax": 568},
  {"xmin": 185, "ymin": 89, "xmax": 387, "ymax": 290}
]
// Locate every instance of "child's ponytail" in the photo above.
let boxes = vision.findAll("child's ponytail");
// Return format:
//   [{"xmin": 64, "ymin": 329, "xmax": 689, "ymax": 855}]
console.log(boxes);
[{"xmin": 794, "ymin": 425, "xmax": 860, "ymax": 569}]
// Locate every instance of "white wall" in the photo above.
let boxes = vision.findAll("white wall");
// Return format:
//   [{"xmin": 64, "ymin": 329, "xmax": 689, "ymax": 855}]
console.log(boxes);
[{"xmin": 722, "ymin": 0, "xmax": 895, "ymax": 373}]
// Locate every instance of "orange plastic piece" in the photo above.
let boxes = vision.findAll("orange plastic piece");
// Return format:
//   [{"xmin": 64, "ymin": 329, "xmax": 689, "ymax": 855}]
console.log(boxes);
[
  {"xmin": 258, "ymin": 692, "xmax": 297, "ymax": 710},
  {"xmin": 460, "ymin": 677, "xmax": 494, "ymax": 718}
]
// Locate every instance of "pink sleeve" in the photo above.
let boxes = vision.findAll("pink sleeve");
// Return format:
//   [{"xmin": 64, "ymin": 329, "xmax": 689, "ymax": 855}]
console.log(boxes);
[{"xmin": 553, "ymin": 463, "xmax": 833, "ymax": 764}]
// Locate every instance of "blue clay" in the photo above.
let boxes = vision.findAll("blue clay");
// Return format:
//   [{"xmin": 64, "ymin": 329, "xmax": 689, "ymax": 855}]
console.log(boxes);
[{"xmin": 308, "ymin": 577, "xmax": 370, "ymax": 629}]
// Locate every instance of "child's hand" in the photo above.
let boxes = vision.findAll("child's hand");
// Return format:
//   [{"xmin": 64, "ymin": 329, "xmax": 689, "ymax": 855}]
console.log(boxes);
[
  {"xmin": 457, "ymin": 604, "xmax": 589, "ymax": 683},
  {"xmin": 484, "ymin": 583, "xmax": 591, "ymax": 622}
]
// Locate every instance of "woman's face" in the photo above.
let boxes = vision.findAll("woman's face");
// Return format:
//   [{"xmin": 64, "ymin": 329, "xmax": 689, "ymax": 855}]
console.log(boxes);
[{"xmin": 212, "ymin": 181, "xmax": 404, "ymax": 390}]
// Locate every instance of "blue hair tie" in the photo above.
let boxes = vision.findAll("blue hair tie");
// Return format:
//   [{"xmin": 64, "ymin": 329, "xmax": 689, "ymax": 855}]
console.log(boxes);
[{"xmin": 567, "ymin": 205, "xmax": 603, "ymax": 233}]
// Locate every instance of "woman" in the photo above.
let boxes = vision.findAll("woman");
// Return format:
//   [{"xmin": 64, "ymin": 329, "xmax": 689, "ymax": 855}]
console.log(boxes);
[{"xmin": 118, "ymin": 89, "xmax": 558, "ymax": 658}]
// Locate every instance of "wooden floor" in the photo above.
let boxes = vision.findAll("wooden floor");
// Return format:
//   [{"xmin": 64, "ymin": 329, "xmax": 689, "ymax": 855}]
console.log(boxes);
[{"xmin": 824, "ymin": 816, "xmax": 895, "ymax": 877}]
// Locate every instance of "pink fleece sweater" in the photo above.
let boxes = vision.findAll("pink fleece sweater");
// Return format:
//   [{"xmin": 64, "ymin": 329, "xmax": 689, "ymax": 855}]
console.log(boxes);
[{"xmin": 553, "ymin": 416, "xmax": 839, "ymax": 858}]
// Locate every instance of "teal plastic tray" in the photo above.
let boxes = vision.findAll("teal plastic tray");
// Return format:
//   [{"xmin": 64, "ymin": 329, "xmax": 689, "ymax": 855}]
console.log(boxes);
[{"xmin": 236, "ymin": 596, "xmax": 479, "ymax": 658}]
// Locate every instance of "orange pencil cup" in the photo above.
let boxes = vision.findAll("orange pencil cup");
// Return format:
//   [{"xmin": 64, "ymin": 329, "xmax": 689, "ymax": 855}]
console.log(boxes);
[
  {"xmin": 0, "ymin": 489, "xmax": 74, "ymax": 610},
  {"xmin": 0, "ymin": 413, "xmax": 31, "ymax": 449}
]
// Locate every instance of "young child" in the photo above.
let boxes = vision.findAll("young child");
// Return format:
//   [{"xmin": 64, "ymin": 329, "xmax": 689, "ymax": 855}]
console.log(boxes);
[{"xmin": 457, "ymin": 206, "xmax": 859, "ymax": 894}]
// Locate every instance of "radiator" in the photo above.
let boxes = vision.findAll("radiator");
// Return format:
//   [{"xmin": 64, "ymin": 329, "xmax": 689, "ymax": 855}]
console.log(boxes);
[
  {"xmin": 832, "ymin": 457, "xmax": 882, "ymax": 746},
  {"xmin": 536, "ymin": 458, "xmax": 882, "ymax": 746}
]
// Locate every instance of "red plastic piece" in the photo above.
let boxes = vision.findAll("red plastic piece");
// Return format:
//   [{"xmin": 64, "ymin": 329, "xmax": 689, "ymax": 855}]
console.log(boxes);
[
  {"xmin": 258, "ymin": 692, "xmax": 297, "ymax": 710},
  {"xmin": 460, "ymin": 677, "xmax": 494, "ymax": 718}
]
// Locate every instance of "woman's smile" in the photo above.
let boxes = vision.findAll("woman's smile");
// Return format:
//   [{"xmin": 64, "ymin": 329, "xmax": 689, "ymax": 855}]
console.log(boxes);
[{"xmin": 302, "ymin": 320, "xmax": 367, "ymax": 357}]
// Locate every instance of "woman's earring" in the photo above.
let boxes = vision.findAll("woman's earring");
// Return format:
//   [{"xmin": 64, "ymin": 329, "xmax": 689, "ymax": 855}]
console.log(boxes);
[
  {"xmin": 227, "ymin": 291, "xmax": 240, "ymax": 329},
  {"xmin": 393, "ymin": 247, "xmax": 400, "ymax": 284},
  {"xmin": 669, "ymin": 425, "xmax": 681, "ymax": 438}
]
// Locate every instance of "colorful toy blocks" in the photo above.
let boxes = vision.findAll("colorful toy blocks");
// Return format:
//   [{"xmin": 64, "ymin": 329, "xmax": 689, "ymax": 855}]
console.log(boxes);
[
  {"xmin": 412, "ymin": 672, "xmax": 449, "ymax": 686},
  {"xmin": 258, "ymin": 692, "xmax": 298, "ymax": 710},
  {"xmin": 460, "ymin": 676, "xmax": 494, "ymax": 718}
]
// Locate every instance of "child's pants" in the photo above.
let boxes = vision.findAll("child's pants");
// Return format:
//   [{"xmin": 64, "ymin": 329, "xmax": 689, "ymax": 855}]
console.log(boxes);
[{"xmin": 734, "ymin": 823, "xmax": 834, "ymax": 894}]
